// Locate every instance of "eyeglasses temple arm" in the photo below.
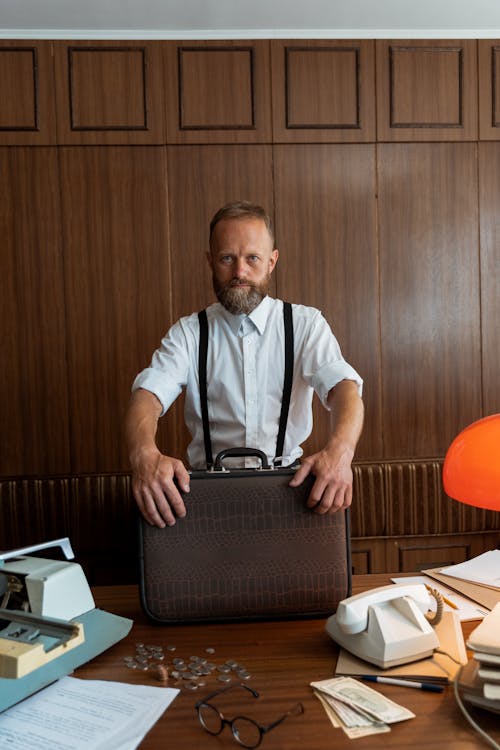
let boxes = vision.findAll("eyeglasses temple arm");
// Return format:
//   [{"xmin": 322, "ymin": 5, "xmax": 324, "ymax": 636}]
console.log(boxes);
[{"xmin": 261, "ymin": 703, "xmax": 304, "ymax": 734}]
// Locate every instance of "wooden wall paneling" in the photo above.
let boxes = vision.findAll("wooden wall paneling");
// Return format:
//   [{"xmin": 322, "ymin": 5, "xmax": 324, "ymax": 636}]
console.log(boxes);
[
  {"xmin": 0, "ymin": 40, "xmax": 56, "ymax": 145},
  {"xmin": 54, "ymin": 41, "xmax": 166, "ymax": 144},
  {"xmin": 271, "ymin": 40, "xmax": 376, "ymax": 142},
  {"xmin": 378, "ymin": 143, "xmax": 482, "ymax": 458},
  {"xmin": 164, "ymin": 40, "xmax": 272, "ymax": 143},
  {"xmin": 479, "ymin": 40, "xmax": 500, "ymax": 140},
  {"xmin": 58, "ymin": 146, "xmax": 172, "ymax": 473},
  {"xmin": 163, "ymin": 145, "xmax": 274, "ymax": 459},
  {"xmin": 0, "ymin": 147, "xmax": 70, "ymax": 475},
  {"xmin": 376, "ymin": 40, "xmax": 478, "ymax": 141},
  {"xmin": 273, "ymin": 144, "xmax": 381, "ymax": 460},
  {"xmin": 479, "ymin": 143, "xmax": 500, "ymax": 414}
]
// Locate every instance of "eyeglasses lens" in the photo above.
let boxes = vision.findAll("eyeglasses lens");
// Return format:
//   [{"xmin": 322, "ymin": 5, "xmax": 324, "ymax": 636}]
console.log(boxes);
[
  {"xmin": 232, "ymin": 716, "xmax": 262, "ymax": 748},
  {"xmin": 198, "ymin": 703, "xmax": 223, "ymax": 734}
]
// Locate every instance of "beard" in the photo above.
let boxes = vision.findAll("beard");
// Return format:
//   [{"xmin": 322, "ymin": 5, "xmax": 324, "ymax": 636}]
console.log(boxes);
[{"xmin": 214, "ymin": 276, "xmax": 270, "ymax": 315}]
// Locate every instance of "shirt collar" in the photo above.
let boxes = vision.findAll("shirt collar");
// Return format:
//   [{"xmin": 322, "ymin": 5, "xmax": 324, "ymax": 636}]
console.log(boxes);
[{"xmin": 220, "ymin": 295, "xmax": 273, "ymax": 336}]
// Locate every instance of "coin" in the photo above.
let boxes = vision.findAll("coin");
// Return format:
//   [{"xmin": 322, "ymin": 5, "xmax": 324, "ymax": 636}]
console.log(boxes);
[
  {"xmin": 217, "ymin": 674, "xmax": 232, "ymax": 683},
  {"xmin": 217, "ymin": 665, "xmax": 231, "ymax": 674},
  {"xmin": 236, "ymin": 670, "xmax": 251, "ymax": 680},
  {"xmin": 154, "ymin": 665, "xmax": 169, "ymax": 682},
  {"xmin": 166, "ymin": 644, "xmax": 177, "ymax": 652},
  {"xmin": 205, "ymin": 647, "xmax": 215, "ymax": 654}
]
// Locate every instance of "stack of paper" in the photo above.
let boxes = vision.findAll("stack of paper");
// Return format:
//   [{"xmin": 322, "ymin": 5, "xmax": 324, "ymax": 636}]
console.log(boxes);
[
  {"xmin": 311, "ymin": 676, "xmax": 415, "ymax": 738},
  {"xmin": 459, "ymin": 603, "xmax": 500, "ymax": 714},
  {"xmin": 424, "ymin": 550, "xmax": 500, "ymax": 612}
]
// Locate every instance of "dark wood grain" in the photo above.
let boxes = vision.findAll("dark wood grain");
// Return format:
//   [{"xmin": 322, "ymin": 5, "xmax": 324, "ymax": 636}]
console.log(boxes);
[
  {"xmin": 0, "ymin": 147, "xmax": 70, "ymax": 474},
  {"xmin": 0, "ymin": 41, "xmax": 56, "ymax": 145},
  {"xmin": 271, "ymin": 39, "xmax": 376, "ymax": 142},
  {"xmin": 479, "ymin": 142, "xmax": 500, "ymax": 415},
  {"xmin": 54, "ymin": 41, "xmax": 166, "ymax": 144},
  {"xmin": 378, "ymin": 143, "xmax": 482, "ymax": 457},
  {"xmin": 58, "ymin": 146, "xmax": 171, "ymax": 472},
  {"xmin": 164, "ymin": 40, "xmax": 272, "ymax": 144},
  {"xmin": 273, "ymin": 144, "xmax": 381, "ymax": 460},
  {"xmin": 478, "ymin": 40, "xmax": 500, "ymax": 140},
  {"xmin": 376, "ymin": 40, "xmax": 478, "ymax": 141}
]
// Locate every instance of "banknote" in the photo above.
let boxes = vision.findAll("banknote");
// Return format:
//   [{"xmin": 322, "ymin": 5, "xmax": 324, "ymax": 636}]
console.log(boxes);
[
  {"xmin": 311, "ymin": 677, "xmax": 415, "ymax": 724},
  {"xmin": 313, "ymin": 690, "xmax": 391, "ymax": 738}
]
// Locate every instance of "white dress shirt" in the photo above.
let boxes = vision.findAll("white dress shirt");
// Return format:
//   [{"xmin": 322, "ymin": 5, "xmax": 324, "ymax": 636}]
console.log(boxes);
[{"xmin": 132, "ymin": 296, "xmax": 362, "ymax": 469}]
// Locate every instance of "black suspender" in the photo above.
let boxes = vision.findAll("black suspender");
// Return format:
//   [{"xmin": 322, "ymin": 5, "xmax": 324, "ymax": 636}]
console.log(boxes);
[
  {"xmin": 198, "ymin": 308, "xmax": 213, "ymax": 468},
  {"xmin": 198, "ymin": 302, "xmax": 294, "ymax": 469},
  {"xmin": 274, "ymin": 301, "xmax": 294, "ymax": 467}
]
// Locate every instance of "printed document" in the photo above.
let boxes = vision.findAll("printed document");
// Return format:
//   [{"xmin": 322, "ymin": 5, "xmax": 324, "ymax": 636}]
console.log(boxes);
[{"xmin": 0, "ymin": 676, "xmax": 179, "ymax": 750}]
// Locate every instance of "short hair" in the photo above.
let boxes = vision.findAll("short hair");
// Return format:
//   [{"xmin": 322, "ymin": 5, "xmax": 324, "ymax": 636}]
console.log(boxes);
[{"xmin": 209, "ymin": 201, "xmax": 275, "ymax": 250}]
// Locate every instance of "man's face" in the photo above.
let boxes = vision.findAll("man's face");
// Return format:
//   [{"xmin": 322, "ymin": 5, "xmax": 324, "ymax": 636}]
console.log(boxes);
[{"xmin": 208, "ymin": 218, "xmax": 279, "ymax": 315}]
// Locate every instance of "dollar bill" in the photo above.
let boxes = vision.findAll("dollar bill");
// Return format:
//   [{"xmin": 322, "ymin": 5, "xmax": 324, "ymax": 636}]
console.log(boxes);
[
  {"xmin": 313, "ymin": 690, "xmax": 391, "ymax": 738},
  {"xmin": 311, "ymin": 677, "xmax": 415, "ymax": 724}
]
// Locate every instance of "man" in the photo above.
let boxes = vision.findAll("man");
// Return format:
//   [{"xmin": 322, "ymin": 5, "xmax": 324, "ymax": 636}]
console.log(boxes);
[{"xmin": 126, "ymin": 201, "xmax": 364, "ymax": 528}]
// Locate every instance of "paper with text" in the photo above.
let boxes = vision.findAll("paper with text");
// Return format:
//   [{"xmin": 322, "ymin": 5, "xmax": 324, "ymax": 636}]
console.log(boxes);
[{"xmin": 0, "ymin": 676, "xmax": 179, "ymax": 750}]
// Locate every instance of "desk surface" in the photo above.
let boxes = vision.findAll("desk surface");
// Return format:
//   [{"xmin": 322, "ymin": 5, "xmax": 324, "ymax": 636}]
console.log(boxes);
[{"xmin": 76, "ymin": 575, "xmax": 499, "ymax": 749}]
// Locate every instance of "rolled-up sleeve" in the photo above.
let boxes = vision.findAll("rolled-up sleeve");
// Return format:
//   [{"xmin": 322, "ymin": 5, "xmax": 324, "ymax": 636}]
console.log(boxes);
[
  {"xmin": 300, "ymin": 310, "xmax": 363, "ymax": 408},
  {"xmin": 132, "ymin": 319, "xmax": 192, "ymax": 416}
]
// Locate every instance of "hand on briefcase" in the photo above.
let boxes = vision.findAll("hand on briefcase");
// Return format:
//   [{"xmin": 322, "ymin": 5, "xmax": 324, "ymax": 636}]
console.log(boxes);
[{"xmin": 139, "ymin": 448, "xmax": 351, "ymax": 624}]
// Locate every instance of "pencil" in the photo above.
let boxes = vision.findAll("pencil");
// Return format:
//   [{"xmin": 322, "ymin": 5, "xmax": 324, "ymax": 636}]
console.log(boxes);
[{"xmin": 425, "ymin": 584, "xmax": 458, "ymax": 610}]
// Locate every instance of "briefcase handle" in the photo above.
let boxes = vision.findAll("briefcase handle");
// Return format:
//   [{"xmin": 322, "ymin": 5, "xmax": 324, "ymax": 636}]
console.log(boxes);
[{"xmin": 213, "ymin": 447, "xmax": 270, "ymax": 471}]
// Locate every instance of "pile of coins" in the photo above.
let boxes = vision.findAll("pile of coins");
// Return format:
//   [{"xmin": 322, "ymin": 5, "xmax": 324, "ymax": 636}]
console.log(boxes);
[{"xmin": 123, "ymin": 643, "xmax": 252, "ymax": 692}]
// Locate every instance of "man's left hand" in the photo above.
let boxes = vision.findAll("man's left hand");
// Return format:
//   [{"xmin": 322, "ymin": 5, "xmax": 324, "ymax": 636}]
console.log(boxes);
[{"xmin": 289, "ymin": 439, "xmax": 354, "ymax": 513}]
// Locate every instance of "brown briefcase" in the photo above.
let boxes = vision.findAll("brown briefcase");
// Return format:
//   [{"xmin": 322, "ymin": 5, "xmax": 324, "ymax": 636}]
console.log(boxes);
[{"xmin": 138, "ymin": 448, "xmax": 351, "ymax": 624}]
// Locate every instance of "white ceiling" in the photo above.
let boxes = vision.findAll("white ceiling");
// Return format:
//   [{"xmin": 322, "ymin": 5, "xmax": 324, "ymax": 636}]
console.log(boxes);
[{"xmin": 1, "ymin": 0, "xmax": 500, "ymax": 39}]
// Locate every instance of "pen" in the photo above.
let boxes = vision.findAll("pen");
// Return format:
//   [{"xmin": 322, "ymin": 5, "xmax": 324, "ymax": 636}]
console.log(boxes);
[{"xmin": 360, "ymin": 675, "xmax": 444, "ymax": 693}]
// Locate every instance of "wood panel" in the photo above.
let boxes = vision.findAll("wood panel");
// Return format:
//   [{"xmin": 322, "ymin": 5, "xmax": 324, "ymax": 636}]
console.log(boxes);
[
  {"xmin": 164, "ymin": 41, "xmax": 272, "ymax": 143},
  {"xmin": 164, "ymin": 145, "xmax": 274, "ymax": 459},
  {"xmin": 376, "ymin": 40, "xmax": 478, "ymax": 141},
  {"xmin": 271, "ymin": 40, "xmax": 376, "ymax": 142},
  {"xmin": 54, "ymin": 41, "xmax": 166, "ymax": 144},
  {"xmin": 378, "ymin": 143, "xmax": 481, "ymax": 457},
  {"xmin": 0, "ymin": 147, "xmax": 69, "ymax": 474},
  {"xmin": 479, "ymin": 143, "xmax": 500, "ymax": 414},
  {"xmin": 0, "ymin": 41, "xmax": 56, "ymax": 145},
  {"xmin": 273, "ymin": 145, "xmax": 381, "ymax": 460},
  {"xmin": 58, "ymin": 147, "xmax": 171, "ymax": 472},
  {"xmin": 479, "ymin": 40, "xmax": 500, "ymax": 139}
]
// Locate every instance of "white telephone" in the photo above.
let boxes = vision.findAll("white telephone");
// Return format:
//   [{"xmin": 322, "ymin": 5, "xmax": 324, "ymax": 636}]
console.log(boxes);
[{"xmin": 326, "ymin": 583, "xmax": 443, "ymax": 669}]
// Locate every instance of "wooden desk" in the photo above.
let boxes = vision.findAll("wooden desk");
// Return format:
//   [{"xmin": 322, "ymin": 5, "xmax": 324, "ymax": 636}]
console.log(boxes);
[{"xmin": 76, "ymin": 576, "xmax": 499, "ymax": 749}]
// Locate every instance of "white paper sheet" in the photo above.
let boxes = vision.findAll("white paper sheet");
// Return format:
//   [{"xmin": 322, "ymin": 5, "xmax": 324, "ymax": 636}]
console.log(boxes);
[
  {"xmin": 0, "ymin": 676, "xmax": 179, "ymax": 750},
  {"xmin": 439, "ymin": 550, "xmax": 500, "ymax": 589}
]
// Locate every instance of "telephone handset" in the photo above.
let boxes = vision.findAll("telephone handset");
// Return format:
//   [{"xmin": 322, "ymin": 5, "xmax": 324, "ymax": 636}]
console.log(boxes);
[{"xmin": 326, "ymin": 583, "xmax": 443, "ymax": 669}]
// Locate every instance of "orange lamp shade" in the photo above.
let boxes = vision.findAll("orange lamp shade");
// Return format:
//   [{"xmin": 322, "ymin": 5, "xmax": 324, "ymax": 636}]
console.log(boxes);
[{"xmin": 443, "ymin": 414, "xmax": 500, "ymax": 512}]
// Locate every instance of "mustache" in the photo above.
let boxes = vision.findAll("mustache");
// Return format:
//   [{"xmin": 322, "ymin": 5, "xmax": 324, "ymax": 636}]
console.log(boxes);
[{"xmin": 228, "ymin": 280, "xmax": 256, "ymax": 288}]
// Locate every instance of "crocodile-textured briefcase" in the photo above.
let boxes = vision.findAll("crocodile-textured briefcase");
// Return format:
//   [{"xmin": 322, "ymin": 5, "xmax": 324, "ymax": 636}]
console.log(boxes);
[{"xmin": 138, "ymin": 449, "xmax": 351, "ymax": 624}]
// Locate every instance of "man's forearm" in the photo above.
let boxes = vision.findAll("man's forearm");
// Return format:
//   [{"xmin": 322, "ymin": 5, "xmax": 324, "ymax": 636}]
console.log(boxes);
[
  {"xmin": 325, "ymin": 379, "xmax": 364, "ymax": 456},
  {"xmin": 125, "ymin": 388, "xmax": 163, "ymax": 462}
]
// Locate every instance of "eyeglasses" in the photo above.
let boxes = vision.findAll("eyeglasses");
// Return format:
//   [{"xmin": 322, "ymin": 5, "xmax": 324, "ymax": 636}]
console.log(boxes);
[{"xmin": 195, "ymin": 683, "xmax": 304, "ymax": 748}]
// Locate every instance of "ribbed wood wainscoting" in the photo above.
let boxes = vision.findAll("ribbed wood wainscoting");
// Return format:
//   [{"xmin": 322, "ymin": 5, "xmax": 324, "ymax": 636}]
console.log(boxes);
[{"xmin": 1, "ymin": 462, "xmax": 498, "ymax": 584}]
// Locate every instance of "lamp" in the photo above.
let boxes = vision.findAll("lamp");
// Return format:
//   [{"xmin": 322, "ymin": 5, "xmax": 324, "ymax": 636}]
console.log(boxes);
[{"xmin": 443, "ymin": 414, "xmax": 500, "ymax": 512}]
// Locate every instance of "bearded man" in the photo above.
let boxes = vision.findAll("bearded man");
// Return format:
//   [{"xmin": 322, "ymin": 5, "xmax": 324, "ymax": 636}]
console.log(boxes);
[{"xmin": 126, "ymin": 201, "xmax": 364, "ymax": 528}]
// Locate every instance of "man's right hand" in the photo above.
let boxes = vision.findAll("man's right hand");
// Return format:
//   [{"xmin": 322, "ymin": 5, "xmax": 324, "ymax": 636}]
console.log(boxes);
[{"xmin": 131, "ymin": 448, "xmax": 190, "ymax": 528}]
